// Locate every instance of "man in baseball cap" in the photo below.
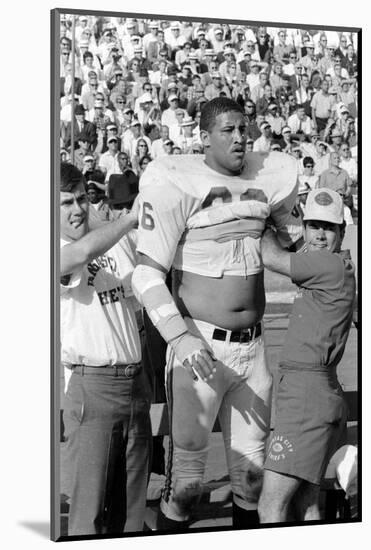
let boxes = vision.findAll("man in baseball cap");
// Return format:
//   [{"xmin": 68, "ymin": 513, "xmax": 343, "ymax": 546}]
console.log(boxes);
[{"xmin": 258, "ymin": 186, "xmax": 355, "ymax": 524}]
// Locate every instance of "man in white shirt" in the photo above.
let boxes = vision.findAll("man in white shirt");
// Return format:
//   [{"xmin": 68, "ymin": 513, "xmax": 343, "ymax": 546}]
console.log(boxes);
[
  {"xmin": 288, "ymin": 105, "xmax": 314, "ymax": 137},
  {"xmin": 98, "ymin": 135, "xmax": 121, "ymax": 181},
  {"xmin": 60, "ymin": 162, "xmax": 151, "ymax": 536}
]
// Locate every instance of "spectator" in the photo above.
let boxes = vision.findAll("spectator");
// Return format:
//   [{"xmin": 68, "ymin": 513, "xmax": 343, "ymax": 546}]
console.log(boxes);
[
  {"xmin": 86, "ymin": 181, "xmax": 113, "ymax": 222},
  {"xmin": 266, "ymin": 103, "xmax": 286, "ymax": 138},
  {"xmin": 338, "ymin": 80, "xmax": 357, "ymax": 118},
  {"xmin": 287, "ymin": 105, "xmax": 314, "ymax": 137},
  {"xmin": 283, "ymin": 51, "xmax": 299, "ymax": 76},
  {"xmin": 253, "ymin": 121, "xmax": 273, "ymax": 152},
  {"xmin": 339, "ymin": 142, "xmax": 357, "ymax": 184},
  {"xmin": 255, "ymin": 26, "xmax": 272, "ymax": 64},
  {"xmin": 174, "ymin": 116, "xmax": 198, "ymax": 153},
  {"xmin": 288, "ymin": 62, "xmax": 305, "ymax": 93},
  {"xmin": 299, "ymin": 156, "xmax": 319, "ymax": 190},
  {"xmin": 299, "ymin": 40, "xmax": 317, "ymax": 79},
  {"xmin": 311, "ymin": 79, "xmax": 333, "ymax": 137},
  {"xmin": 151, "ymin": 124, "xmax": 170, "ymax": 158},
  {"xmin": 250, "ymin": 72, "xmax": 269, "ymax": 103},
  {"xmin": 131, "ymin": 138, "xmax": 151, "ymax": 175},
  {"xmin": 61, "ymin": 63, "xmax": 83, "ymax": 99},
  {"xmin": 245, "ymin": 100, "xmax": 261, "ymax": 141},
  {"xmin": 279, "ymin": 125, "xmax": 293, "ymax": 152},
  {"xmin": 204, "ymin": 72, "xmax": 231, "ymax": 101},
  {"xmin": 163, "ymin": 138, "xmax": 174, "ymax": 155},
  {"xmin": 255, "ymin": 84, "xmax": 275, "ymax": 116},
  {"xmin": 295, "ymin": 73, "xmax": 313, "ymax": 115},
  {"xmin": 72, "ymin": 131, "xmax": 93, "ymax": 172},
  {"xmin": 313, "ymin": 140, "xmax": 331, "ymax": 175},
  {"xmin": 245, "ymin": 61, "xmax": 262, "ymax": 90},
  {"xmin": 270, "ymin": 62, "xmax": 286, "ymax": 95},
  {"xmin": 98, "ymin": 135, "xmax": 121, "ymax": 181},
  {"xmin": 107, "ymin": 151, "xmax": 139, "ymax": 215},
  {"xmin": 341, "ymin": 43, "xmax": 357, "ymax": 78},
  {"xmin": 273, "ymin": 29, "xmax": 294, "ymax": 64},
  {"xmin": 62, "ymin": 104, "xmax": 97, "ymax": 151},
  {"xmin": 161, "ymin": 94, "xmax": 184, "ymax": 127},
  {"xmin": 318, "ymin": 151, "xmax": 352, "ymax": 197},
  {"xmin": 138, "ymin": 154, "xmax": 152, "ymax": 176}
]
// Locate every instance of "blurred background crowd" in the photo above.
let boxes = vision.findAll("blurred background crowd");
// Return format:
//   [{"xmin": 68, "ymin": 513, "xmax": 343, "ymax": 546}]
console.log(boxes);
[{"xmin": 59, "ymin": 14, "xmax": 358, "ymax": 220}]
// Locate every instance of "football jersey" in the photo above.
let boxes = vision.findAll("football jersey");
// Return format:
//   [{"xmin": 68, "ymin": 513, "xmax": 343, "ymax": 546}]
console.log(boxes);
[{"xmin": 137, "ymin": 153, "xmax": 302, "ymax": 277}]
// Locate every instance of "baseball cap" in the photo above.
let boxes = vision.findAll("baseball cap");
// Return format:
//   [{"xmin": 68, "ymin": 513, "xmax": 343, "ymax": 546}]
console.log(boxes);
[
  {"xmin": 168, "ymin": 93, "xmax": 179, "ymax": 102},
  {"xmin": 211, "ymin": 71, "xmax": 222, "ymax": 79},
  {"xmin": 107, "ymin": 136, "xmax": 118, "ymax": 144},
  {"xmin": 106, "ymin": 123, "xmax": 117, "ymax": 131},
  {"xmin": 303, "ymin": 188, "xmax": 344, "ymax": 224},
  {"xmin": 74, "ymin": 104, "xmax": 86, "ymax": 115},
  {"xmin": 139, "ymin": 92, "xmax": 153, "ymax": 104},
  {"xmin": 83, "ymin": 154, "xmax": 95, "ymax": 162},
  {"xmin": 329, "ymin": 86, "xmax": 338, "ymax": 94},
  {"xmin": 260, "ymin": 121, "xmax": 271, "ymax": 130},
  {"xmin": 180, "ymin": 116, "xmax": 195, "ymax": 127},
  {"xmin": 282, "ymin": 126, "xmax": 291, "ymax": 134},
  {"xmin": 268, "ymin": 103, "xmax": 278, "ymax": 110},
  {"xmin": 123, "ymin": 107, "xmax": 133, "ymax": 114}
]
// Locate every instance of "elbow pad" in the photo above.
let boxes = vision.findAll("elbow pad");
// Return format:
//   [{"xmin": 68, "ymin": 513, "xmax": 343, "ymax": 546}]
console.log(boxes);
[{"xmin": 132, "ymin": 264, "xmax": 189, "ymax": 343}]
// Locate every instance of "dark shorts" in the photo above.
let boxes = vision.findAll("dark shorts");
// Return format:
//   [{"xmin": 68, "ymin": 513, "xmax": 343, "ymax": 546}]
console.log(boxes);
[{"xmin": 264, "ymin": 367, "xmax": 347, "ymax": 485}]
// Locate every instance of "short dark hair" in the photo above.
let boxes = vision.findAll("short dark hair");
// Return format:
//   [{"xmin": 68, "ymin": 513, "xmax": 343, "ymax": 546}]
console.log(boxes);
[
  {"xmin": 139, "ymin": 154, "xmax": 152, "ymax": 168},
  {"xmin": 60, "ymin": 162, "xmax": 84, "ymax": 192},
  {"xmin": 83, "ymin": 51, "xmax": 93, "ymax": 62},
  {"xmin": 200, "ymin": 97, "xmax": 244, "ymax": 132},
  {"xmin": 303, "ymin": 156, "xmax": 314, "ymax": 166}
]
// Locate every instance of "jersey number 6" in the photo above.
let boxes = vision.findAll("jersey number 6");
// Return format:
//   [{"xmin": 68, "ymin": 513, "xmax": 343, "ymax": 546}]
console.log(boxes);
[{"xmin": 141, "ymin": 201, "xmax": 155, "ymax": 230}]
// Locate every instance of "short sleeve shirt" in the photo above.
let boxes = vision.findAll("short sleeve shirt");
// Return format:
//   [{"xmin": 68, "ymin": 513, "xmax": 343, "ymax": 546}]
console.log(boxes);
[{"xmin": 281, "ymin": 249, "xmax": 355, "ymax": 369}]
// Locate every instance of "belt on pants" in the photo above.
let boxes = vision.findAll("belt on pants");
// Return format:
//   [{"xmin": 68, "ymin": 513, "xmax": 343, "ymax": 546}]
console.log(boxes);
[
  {"xmin": 70, "ymin": 363, "xmax": 142, "ymax": 378},
  {"xmin": 212, "ymin": 322, "xmax": 262, "ymax": 344}
]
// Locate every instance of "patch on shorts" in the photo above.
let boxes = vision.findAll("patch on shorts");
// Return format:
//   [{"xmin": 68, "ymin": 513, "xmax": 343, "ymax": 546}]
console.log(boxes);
[{"xmin": 267, "ymin": 435, "xmax": 294, "ymax": 462}]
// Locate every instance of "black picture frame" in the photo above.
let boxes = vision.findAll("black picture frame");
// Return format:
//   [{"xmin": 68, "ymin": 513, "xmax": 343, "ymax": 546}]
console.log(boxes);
[{"xmin": 51, "ymin": 8, "xmax": 361, "ymax": 542}]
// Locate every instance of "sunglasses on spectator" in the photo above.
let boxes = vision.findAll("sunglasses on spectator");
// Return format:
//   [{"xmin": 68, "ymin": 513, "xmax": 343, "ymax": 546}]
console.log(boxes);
[
  {"xmin": 116, "ymin": 100, "xmax": 125, "ymax": 104},
  {"xmin": 304, "ymin": 164, "xmax": 314, "ymax": 167}
]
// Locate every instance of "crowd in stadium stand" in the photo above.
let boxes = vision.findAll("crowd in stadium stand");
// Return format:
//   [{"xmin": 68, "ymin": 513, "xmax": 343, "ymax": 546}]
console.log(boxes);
[{"xmin": 59, "ymin": 14, "xmax": 358, "ymax": 219}]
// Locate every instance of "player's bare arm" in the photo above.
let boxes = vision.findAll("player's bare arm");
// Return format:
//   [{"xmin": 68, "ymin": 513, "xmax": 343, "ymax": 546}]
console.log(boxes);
[
  {"xmin": 261, "ymin": 228, "xmax": 291, "ymax": 277},
  {"xmin": 134, "ymin": 252, "xmax": 217, "ymax": 382},
  {"xmin": 61, "ymin": 210, "xmax": 138, "ymax": 276}
]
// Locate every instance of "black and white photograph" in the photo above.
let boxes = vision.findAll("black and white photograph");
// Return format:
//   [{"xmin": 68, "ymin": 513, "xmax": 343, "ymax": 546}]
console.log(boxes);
[{"xmin": 51, "ymin": 4, "xmax": 361, "ymax": 545}]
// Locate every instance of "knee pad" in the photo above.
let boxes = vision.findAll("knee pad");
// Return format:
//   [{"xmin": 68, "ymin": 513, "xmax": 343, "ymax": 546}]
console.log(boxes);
[{"xmin": 162, "ymin": 446, "xmax": 208, "ymax": 521}]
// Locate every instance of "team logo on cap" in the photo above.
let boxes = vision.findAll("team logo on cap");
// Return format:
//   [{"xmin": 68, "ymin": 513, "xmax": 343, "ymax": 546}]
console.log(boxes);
[
  {"xmin": 268, "ymin": 435, "xmax": 294, "ymax": 462},
  {"xmin": 315, "ymin": 191, "xmax": 333, "ymax": 206}
]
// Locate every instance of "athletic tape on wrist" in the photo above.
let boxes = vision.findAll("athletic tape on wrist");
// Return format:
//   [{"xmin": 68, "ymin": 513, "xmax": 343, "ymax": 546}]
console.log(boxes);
[{"xmin": 132, "ymin": 264, "xmax": 190, "ymax": 343}]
